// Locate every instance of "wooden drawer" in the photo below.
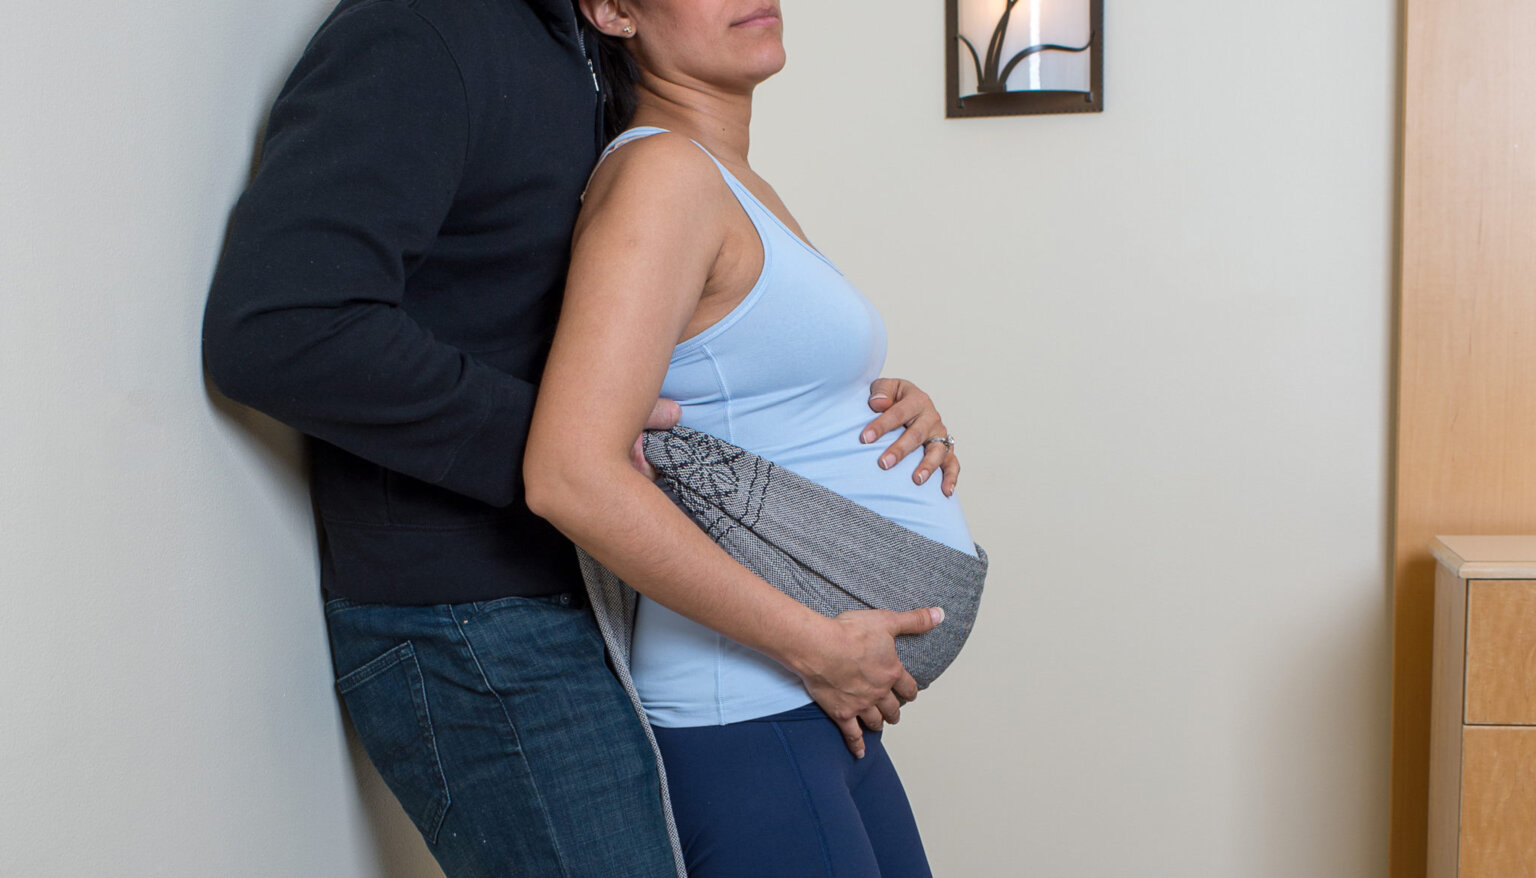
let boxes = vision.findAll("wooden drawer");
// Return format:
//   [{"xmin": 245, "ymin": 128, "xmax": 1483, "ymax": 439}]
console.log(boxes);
[
  {"xmin": 1460, "ymin": 726, "xmax": 1536, "ymax": 875},
  {"xmin": 1466, "ymin": 580, "xmax": 1536, "ymax": 725},
  {"xmin": 1429, "ymin": 541, "xmax": 1536, "ymax": 878}
]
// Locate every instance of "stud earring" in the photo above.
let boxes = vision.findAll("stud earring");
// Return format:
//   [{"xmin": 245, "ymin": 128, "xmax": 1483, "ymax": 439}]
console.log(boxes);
[{"xmin": 622, "ymin": 24, "xmax": 634, "ymax": 36}]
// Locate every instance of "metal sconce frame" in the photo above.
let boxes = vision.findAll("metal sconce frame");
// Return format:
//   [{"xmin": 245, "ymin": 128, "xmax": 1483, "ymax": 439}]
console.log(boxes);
[{"xmin": 945, "ymin": 0, "xmax": 1104, "ymax": 118}]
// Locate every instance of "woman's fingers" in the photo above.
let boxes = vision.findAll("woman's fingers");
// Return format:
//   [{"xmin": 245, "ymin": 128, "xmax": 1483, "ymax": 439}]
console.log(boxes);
[
  {"xmin": 835, "ymin": 715, "xmax": 867, "ymax": 759},
  {"xmin": 866, "ymin": 377, "xmax": 902, "ymax": 410},
  {"xmin": 628, "ymin": 433, "xmax": 657, "ymax": 479},
  {"xmin": 911, "ymin": 437, "xmax": 951, "ymax": 487},
  {"xmin": 865, "ymin": 404, "xmax": 939, "ymax": 467},
  {"xmin": 860, "ymin": 404, "xmax": 912, "ymax": 450},
  {"xmin": 627, "ymin": 398, "xmax": 679, "ymax": 479},
  {"xmin": 808, "ymin": 607, "xmax": 946, "ymax": 759},
  {"xmin": 878, "ymin": 410, "xmax": 939, "ymax": 471},
  {"xmin": 643, "ymin": 397, "xmax": 681, "ymax": 430},
  {"xmin": 939, "ymin": 451, "xmax": 961, "ymax": 497},
  {"xmin": 861, "ymin": 380, "xmax": 959, "ymax": 483},
  {"xmin": 861, "ymin": 379, "xmax": 930, "ymax": 451},
  {"xmin": 860, "ymin": 706, "xmax": 885, "ymax": 733}
]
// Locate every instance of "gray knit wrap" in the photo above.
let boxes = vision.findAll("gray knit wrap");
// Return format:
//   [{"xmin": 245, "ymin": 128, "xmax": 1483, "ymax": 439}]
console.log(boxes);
[{"xmin": 578, "ymin": 425, "xmax": 989, "ymax": 877}]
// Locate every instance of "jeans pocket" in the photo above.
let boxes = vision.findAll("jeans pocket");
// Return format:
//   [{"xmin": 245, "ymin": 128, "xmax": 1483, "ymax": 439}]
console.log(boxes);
[
  {"xmin": 323, "ymin": 597, "xmax": 360, "ymax": 613},
  {"xmin": 335, "ymin": 642, "xmax": 451, "ymax": 844}
]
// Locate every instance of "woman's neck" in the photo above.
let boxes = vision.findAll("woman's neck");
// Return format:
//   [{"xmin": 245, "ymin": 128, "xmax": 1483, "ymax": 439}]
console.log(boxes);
[{"xmin": 630, "ymin": 75, "xmax": 754, "ymax": 168}]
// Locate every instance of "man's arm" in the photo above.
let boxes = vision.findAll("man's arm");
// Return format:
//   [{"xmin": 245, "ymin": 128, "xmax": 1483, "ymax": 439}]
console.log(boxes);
[{"xmin": 203, "ymin": 4, "xmax": 534, "ymax": 507}]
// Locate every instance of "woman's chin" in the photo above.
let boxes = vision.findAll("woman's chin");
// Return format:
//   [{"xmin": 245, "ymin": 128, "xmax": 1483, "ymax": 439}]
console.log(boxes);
[{"xmin": 741, "ymin": 46, "xmax": 788, "ymax": 85}]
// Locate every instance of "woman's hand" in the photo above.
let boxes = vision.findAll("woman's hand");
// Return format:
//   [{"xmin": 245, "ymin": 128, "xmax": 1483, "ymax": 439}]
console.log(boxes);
[
  {"xmin": 860, "ymin": 378, "xmax": 960, "ymax": 497},
  {"xmin": 630, "ymin": 398, "xmax": 682, "ymax": 479},
  {"xmin": 789, "ymin": 607, "xmax": 945, "ymax": 759}
]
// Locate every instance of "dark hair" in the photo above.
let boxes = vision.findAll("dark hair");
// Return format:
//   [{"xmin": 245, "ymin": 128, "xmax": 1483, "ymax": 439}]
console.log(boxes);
[{"xmin": 587, "ymin": 25, "xmax": 641, "ymax": 142}]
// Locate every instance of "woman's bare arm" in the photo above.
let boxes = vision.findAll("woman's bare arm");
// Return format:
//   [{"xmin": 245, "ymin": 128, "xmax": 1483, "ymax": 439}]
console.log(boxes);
[{"xmin": 524, "ymin": 135, "xmax": 938, "ymax": 755}]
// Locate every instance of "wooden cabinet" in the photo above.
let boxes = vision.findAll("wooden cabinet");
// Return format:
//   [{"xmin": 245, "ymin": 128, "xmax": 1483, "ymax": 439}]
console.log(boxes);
[{"xmin": 1428, "ymin": 536, "xmax": 1536, "ymax": 878}]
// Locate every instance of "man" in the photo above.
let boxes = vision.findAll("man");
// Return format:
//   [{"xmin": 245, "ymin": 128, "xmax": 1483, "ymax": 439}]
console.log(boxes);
[{"xmin": 204, "ymin": 1, "xmax": 959, "ymax": 874}]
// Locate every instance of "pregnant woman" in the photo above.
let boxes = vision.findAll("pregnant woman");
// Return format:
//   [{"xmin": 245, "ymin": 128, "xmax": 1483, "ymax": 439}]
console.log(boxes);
[{"xmin": 524, "ymin": 2, "xmax": 985, "ymax": 876}]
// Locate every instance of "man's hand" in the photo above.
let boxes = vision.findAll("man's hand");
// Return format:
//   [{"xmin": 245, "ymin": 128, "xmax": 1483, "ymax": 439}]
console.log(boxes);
[
  {"xmin": 791, "ymin": 606, "xmax": 945, "ymax": 758},
  {"xmin": 629, "ymin": 398, "xmax": 682, "ymax": 478},
  {"xmin": 861, "ymin": 378, "xmax": 960, "ymax": 497}
]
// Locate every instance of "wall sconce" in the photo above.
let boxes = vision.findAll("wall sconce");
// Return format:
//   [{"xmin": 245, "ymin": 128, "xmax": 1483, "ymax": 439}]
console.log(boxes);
[{"xmin": 946, "ymin": 0, "xmax": 1103, "ymax": 118}]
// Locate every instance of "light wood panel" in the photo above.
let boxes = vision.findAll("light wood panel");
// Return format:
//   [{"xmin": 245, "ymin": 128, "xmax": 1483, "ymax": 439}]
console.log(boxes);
[
  {"xmin": 1466, "ymin": 581, "xmax": 1536, "ymax": 725},
  {"xmin": 1459, "ymin": 726, "xmax": 1536, "ymax": 876},
  {"xmin": 1392, "ymin": 2, "xmax": 1536, "ymax": 876},
  {"xmin": 1426, "ymin": 565, "xmax": 1466, "ymax": 878}
]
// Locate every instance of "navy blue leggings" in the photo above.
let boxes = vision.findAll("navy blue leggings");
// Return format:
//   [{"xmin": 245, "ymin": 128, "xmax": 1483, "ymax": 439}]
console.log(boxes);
[{"xmin": 652, "ymin": 704, "xmax": 933, "ymax": 878}]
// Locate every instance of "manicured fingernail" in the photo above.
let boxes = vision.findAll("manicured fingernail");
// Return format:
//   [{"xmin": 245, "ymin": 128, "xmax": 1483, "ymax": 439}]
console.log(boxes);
[
  {"xmin": 869, "ymin": 393, "xmax": 889, "ymax": 402},
  {"xmin": 880, "ymin": 454, "xmax": 895, "ymax": 469},
  {"xmin": 944, "ymin": 486, "xmax": 954, "ymax": 497},
  {"xmin": 930, "ymin": 607, "xmax": 945, "ymax": 625},
  {"xmin": 861, "ymin": 429, "xmax": 876, "ymax": 444},
  {"xmin": 915, "ymin": 469, "xmax": 929, "ymax": 484}
]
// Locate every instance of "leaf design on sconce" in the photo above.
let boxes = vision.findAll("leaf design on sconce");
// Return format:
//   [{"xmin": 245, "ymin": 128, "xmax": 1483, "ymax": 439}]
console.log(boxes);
[{"xmin": 958, "ymin": 0, "xmax": 1092, "ymax": 94}]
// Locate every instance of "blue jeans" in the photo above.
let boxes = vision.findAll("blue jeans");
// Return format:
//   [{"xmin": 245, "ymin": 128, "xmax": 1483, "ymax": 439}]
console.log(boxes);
[{"xmin": 324, "ymin": 590, "xmax": 676, "ymax": 878}]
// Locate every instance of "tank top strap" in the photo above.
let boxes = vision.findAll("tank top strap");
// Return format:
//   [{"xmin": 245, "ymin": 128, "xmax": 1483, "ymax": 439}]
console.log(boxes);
[{"xmin": 594, "ymin": 125, "xmax": 671, "ymax": 168}]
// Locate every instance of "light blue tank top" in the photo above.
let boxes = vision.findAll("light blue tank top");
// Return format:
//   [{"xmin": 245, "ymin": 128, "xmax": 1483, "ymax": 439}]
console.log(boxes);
[{"xmin": 602, "ymin": 127, "xmax": 976, "ymax": 727}]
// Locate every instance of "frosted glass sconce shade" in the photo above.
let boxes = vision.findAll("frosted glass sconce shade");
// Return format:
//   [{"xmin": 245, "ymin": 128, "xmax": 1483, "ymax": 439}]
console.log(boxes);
[{"xmin": 946, "ymin": 0, "xmax": 1103, "ymax": 117}]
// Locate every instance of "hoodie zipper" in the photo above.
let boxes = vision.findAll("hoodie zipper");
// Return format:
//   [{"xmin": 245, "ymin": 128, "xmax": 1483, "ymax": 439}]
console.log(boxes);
[{"xmin": 574, "ymin": 18, "xmax": 600, "ymax": 94}]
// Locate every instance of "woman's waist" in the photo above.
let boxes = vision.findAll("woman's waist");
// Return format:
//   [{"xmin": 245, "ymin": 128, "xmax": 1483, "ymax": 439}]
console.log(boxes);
[{"xmin": 630, "ymin": 598, "xmax": 811, "ymax": 728}]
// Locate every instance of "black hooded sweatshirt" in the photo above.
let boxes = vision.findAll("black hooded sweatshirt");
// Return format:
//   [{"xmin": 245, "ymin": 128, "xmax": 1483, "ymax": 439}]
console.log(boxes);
[{"xmin": 204, "ymin": 0, "xmax": 606, "ymax": 604}]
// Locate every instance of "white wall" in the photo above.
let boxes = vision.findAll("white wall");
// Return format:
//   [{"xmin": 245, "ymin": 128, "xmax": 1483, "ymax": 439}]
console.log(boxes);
[
  {"xmin": 0, "ymin": 2, "xmax": 436, "ymax": 876},
  {"xmin": 0, "ymin": 1, "xmax": 1395, "ymax": 876}
]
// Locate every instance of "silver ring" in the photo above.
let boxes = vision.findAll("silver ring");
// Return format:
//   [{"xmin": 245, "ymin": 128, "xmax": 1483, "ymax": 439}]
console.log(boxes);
[{"xmin": 923, "ymin": 434, "xmax": 956, "ymax": 451}]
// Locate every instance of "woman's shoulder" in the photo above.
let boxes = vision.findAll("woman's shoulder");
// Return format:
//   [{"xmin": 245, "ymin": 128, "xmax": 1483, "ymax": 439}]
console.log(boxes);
[{"xmin": 584, "ymin": 130, "xmax": 726, "ymax": 208}]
